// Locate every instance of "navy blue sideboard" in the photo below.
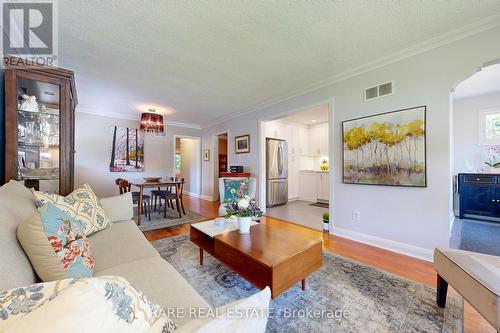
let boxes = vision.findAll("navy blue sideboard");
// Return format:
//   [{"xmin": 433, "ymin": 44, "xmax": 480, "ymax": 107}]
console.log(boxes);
[{"xmin": 458, "ymin": 173, "xmax": 500, "ymax": 222}]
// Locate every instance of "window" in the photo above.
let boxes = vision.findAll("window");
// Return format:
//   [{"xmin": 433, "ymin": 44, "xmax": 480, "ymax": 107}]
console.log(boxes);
[
  {"xmin": 478, "ymin": 108, "xmax": 500, "ymax": 146},
  {"xmin": 175, "ymin": 153, "xmax": 181, "ymax": 174}
]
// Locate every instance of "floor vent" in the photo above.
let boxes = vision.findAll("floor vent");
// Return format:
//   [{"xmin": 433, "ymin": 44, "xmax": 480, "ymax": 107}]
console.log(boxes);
[{"xmin": 364, "ymin": 81, "xmax": 393, "ymax": 101}]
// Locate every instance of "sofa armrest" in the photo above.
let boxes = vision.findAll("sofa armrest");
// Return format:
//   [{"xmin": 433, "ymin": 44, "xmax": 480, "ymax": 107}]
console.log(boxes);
[{"xmin": 99, "ymin": 192, "xmax": 133, "ymax": 223}]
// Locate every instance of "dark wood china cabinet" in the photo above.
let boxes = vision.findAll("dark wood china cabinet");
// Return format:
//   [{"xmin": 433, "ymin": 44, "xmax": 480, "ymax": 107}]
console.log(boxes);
[{"xmin": 4, "ymin": 58, "xmax": 77, "ymax": 195}]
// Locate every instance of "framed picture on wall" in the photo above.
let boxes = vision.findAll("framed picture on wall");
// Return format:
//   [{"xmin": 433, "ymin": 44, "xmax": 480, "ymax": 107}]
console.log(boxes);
[
  {"xmin": 342, "ymin": 105, "xmax": 427, "ymax": 187},
  {"xmin": 235, "ymin": 134, "xmax": 250, "ymax": 154},
  {"xmin": 109, "ymin": 126, "xmax": 145, "ymax": 172},
  {"xmin": 203, "ymin": 149, "xmax": 210, "ymax": 161}
]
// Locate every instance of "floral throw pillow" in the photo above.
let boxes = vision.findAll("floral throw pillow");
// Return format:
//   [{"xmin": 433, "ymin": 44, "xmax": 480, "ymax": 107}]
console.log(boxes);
[
  {"xmin": 32, "ymin": 183, "xmax": 111, "ymax": 236},
  {"xmin": 0, "ymin": 276, "xmax": 175, "ymax": 333},
  {"xmin": 224, "ymin": 179, "xmax": 249, "ymax": 203},
  {"xmin": 17, "ymin": 203, "xmax": 94, "ymax": 281}
]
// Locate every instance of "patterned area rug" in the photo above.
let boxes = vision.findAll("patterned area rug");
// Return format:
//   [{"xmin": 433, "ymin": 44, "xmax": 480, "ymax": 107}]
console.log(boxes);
[
  {"xmin": 152, "ymin": 235, "xmax": 463, "ymax": 333},
  {"xmin": 134, "ymin": 208, "xmax": 207, "ymax": 232}
]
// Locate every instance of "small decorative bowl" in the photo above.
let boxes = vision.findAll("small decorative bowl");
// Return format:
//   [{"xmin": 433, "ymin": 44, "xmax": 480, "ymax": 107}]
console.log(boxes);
[{"xmin": 143, "ymin": 177, "xmax": 162, "ymax": 182}]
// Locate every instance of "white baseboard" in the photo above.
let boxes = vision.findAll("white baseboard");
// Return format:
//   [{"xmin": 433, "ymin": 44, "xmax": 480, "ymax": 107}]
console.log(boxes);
[
  {"xmin": 288, "ymin": 197, "xmax": 300, "ymax": 202},
  {"xmin": 330, "ymin": 226, "xmax": 433, "ymax": 262},
  {"xmin": 200, "ymin": 195, "xmax": 215, "ymax": 201},
  {"xmin": 184, "ymin": 191, "xmax": 200, "ymax": 198}
]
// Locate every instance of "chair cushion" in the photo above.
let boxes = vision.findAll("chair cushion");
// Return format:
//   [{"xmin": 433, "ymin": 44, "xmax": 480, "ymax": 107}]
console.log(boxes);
[
  {"xmin": 88, "ymin": 220, "xmax": 159, "ymax": 272},
  {"xmin": 434, "ymin": 247, "xmax": 500, "ymax": 329},
  {"xmin": 223, "ymin": 179, "xmax": 249, "ymax": 203},
  {"xmin": 17, "ymin": 203, "xmax": 95, "ymax": 281},
  {"xmin": 95, "ymin": 257, "xmax": 210, "ymax": 327},
  {"xmin": 32, "ymin": 184, "xmax": 111, "ymax": 236},
  {"xmin": 0, "ymin": 276, "xmax": 174, "ymax": 333},
  {"xmin": 0, "ymin": 181, "xmax": 38, "ymax": 291}
]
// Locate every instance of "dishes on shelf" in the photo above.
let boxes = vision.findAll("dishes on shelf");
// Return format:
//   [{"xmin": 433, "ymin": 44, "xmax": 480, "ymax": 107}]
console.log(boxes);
[{"xmin": 19, "ymin": 167, "xmax": 59, "ymax": 180}]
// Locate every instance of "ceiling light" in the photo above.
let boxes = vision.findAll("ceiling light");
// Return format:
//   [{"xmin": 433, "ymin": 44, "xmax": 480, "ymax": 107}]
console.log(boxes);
[
  {"xmin": 312, "ymin": 119, "xmax": 317, "ymax": 123},
  {"xmin": 140, "ymin": 108, "xmax": 165, "ymax": 134}
]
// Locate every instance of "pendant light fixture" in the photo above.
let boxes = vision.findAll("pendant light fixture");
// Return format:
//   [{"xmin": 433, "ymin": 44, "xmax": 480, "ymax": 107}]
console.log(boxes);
[{"xmin": 140, "ymin": 108, "xmax": 164, "ymax": 134}]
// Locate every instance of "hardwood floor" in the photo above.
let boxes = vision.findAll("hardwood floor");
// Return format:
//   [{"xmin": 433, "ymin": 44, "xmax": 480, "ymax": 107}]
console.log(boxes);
[{"xmin": 144, "ymin": 195, "xmax": 495, "ymax": 333}]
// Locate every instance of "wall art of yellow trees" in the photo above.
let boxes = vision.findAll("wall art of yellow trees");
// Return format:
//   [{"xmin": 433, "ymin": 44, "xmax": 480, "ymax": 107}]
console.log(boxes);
[{"xmin": 342, "ymin": 106, "xmax": 426, "ymax": 187}]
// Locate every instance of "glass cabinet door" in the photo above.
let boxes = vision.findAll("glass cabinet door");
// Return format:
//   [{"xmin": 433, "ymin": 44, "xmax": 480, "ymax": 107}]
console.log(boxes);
[{"xmin": 17, "ymin": 77, "xmax": 61, "ymax": 193}]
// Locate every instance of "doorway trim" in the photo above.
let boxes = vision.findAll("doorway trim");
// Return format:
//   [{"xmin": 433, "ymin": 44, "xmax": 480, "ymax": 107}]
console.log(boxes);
[
  {"xmin": 449, "ymin": 58, "xmax": 500, "ymax": 235},
  {"xmin": 212, "ymin": 130, "xmax": 230, "ymax": 201},
  {"xmin": 172, "ymin": 135, "xmax": 202, "ymax": 198},
  {"xmin": 257, "ymin": 98, "xmax": 335, "ymax": 230}
]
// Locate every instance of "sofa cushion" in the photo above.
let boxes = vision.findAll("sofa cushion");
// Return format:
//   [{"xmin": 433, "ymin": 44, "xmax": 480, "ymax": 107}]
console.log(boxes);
[
  {"xmin": 100, "ymin": 193, "xmax": 134, "ymax": 223},
  {"xmin": 95, "ymin": 256, "xmax": 210, "ymax": 327},
  {"xmin": 0, "ymin": 181, "xmax": 38, "ymax": 291},
  {"xmin": 175, "ymin": 287, "xmax": 271, "ymax": 333},
  {"xmin": 17, "ymin": 204, "xmax": 95, "ymax": 281},
  {"xmin": 88, "ymin": 220, "xmax": 160, "ymax": 272},
  {"xmin": 33, "ymin": 184, "xmax": 111, "ymax": 236},
  {"xmin": 0, "ymin": 276, "xmax": 175, "ymax": 333},
  {"xmin": 434, "ymin": 247, "xmax": 500, "ymax": 329}
]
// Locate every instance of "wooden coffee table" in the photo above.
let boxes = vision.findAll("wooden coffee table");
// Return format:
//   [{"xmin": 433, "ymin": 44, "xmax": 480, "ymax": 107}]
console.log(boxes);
[{"xmin": 190, "ymin": 219, "xmax": 323, "ymax": 299}]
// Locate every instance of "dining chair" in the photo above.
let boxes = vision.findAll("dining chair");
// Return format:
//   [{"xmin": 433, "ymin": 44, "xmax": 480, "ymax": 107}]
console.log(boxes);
[
  {"xmin": 161, "ymin": 177, "xmax": 185, "ymax": 218},
  {"xmin": 115, "ymin": 178, "xmax": 140, "ymax": 197},
  {"xmin": 151, "ymin": 180, "xmax": 173, "ymax": 212},
  {"xmin": 118, "ymin": 179, "xmax": 151, "ymax": 221}
]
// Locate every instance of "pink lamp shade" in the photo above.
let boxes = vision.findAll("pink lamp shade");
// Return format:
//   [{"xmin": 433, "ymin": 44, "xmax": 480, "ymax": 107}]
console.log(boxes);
[{"xmin": 140, "ymin": 112, "xmax": 164, "ymax": 133}]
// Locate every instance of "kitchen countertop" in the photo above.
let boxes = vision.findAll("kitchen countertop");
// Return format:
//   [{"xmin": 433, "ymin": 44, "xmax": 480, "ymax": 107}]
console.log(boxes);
[{"xmin": 299, "ymin": 170, "xmax": 329, "ymax": 173}]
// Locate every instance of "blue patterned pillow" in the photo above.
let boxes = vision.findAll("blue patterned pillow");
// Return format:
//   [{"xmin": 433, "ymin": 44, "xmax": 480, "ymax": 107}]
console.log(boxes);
[{"xmin": 17, "ymin": 203, "xmax": 94, "ymax": 282}]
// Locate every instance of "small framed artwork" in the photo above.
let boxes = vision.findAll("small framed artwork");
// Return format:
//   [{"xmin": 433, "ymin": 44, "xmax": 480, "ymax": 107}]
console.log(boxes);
[
  {"xmin": 203, "ymin": 149, "xmax": 210, "ymax": 161},
  {"xmin": 235, "ymin": 134, "xmax": 250, "ymax": 154},
  {"xmin": 342, "ymin": 105, "xmax": 426, "ymax": 187}
]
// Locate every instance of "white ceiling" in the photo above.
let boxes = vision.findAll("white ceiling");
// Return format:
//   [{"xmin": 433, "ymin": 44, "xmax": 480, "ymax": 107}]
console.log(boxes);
[
  {"xmin": 283, "ymin": 104, "xmax": 329, "ymax": 126},
  {"xmin": 453, "ymin": 63, "xmax": 500, "ymax": 99},
  {"xmin": 58, "ymin": 1, "xmax": 500, "ymax": 126}
]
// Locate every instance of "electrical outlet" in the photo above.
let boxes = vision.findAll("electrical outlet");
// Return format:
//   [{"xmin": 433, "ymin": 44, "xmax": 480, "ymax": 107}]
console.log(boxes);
[{"xmin": 352, "ymin": 211, "xmax": 361, "ymax": 221}]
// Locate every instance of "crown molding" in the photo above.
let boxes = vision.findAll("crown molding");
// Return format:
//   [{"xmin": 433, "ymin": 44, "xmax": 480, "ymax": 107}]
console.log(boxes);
[
  {"xmin": 202, "ymin": 14, "xmax": 500, "ymax": 129},
  {"xmin": 165, "ymin": 121, "xmax": 201, "ymax": 130},
  {"xmin": 76, "ymin": 107, "xmax": 201, "ymax": 129},
  {"xmin": 76, "ymin": 107, "xmax": 139, "ymax": 121}
]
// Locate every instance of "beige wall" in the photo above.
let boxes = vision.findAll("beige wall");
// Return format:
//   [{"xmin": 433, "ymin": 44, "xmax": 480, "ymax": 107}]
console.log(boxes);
[{"xmin": 75, "ymin": 112, "xmax": 201, "ymax": 197}]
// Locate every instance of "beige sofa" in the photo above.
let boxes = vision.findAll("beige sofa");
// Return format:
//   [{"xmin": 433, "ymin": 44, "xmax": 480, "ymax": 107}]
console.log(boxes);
[{"xmin": 0, "ymin": 180, "xmax": 269, "ymax": 330}]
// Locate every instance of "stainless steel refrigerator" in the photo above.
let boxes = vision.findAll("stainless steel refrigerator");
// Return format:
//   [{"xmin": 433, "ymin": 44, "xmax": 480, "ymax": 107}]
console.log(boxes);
[{"xmin": 266, "ymin": 138, "xmax": 288, "ymax": 207}]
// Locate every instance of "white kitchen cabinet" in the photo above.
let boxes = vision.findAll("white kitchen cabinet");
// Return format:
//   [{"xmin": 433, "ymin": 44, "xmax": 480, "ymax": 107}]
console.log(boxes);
[
  {"xmin": 299, "ymin": 172, "xmax": 317, "ymax": 202},
  {"xmin": 288, "ymin": 155, "xmax": 299, "ymax": 199},
  {"xmin": 299, "ymin": 171, "xmax": 329, "ymax": 202},
  {"xmin": 308, "ymin": 123, "xmax": 329, "ymax": 156},
  {"xmin": 320, "ymin": 124, "xmax": 329, "ymax": 157},
  {"xmin": 317, "ymin": 173, "xmax": 329, "ymax": 202}
]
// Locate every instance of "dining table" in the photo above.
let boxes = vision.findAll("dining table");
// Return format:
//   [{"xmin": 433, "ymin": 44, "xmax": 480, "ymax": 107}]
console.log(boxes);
[{"xmin": 130, "ymin": 178, "xmax": 185, "ymax": 225}]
